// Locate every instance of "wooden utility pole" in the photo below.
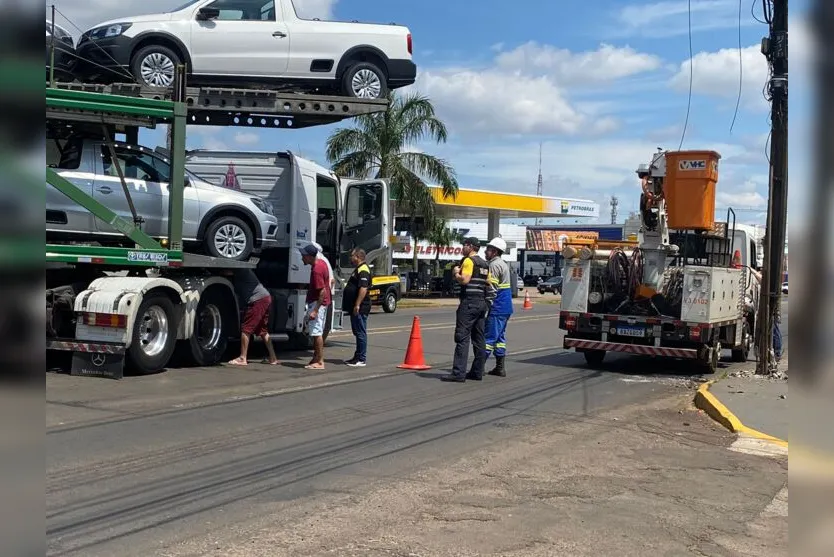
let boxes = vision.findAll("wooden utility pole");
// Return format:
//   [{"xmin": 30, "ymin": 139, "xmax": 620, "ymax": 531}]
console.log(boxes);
[{"xmin": 756, "ymin": 0, "xmax": 789, "ymax": 375}]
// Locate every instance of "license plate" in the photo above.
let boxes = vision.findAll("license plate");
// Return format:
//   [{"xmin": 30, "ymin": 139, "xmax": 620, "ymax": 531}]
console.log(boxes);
[{"xmin": 616, "ymin": 326, "xmax": 645, "ymax": 338}]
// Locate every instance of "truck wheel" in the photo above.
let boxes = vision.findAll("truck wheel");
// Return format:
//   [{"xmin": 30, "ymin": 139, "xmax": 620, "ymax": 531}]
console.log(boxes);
[
  {"xmin": 704, "ymin": 342, "xmax": 722, "ymax": 374},
  {"xmin": 178, "ymin": 289, "xmax": 231, "ymax": 366},
  {"xmin": 204, "ymin": 215, "xmax": 254, "ymax": 261},
  {"xmin": 127, "ymin": 292, "xmax": 179, "ymax": 375},
  {"xmin": 583, "ymin": 350, "xmax": 605, "ymax": 367},
  {"xmin": 731, "ymin": 323, "xmax": 752, "ymax": 362},
  {"xmin": 382, "ymin": 288, "xmax": 398, "ymax": 313},
  {"xmin": 341, "ymin": 62, "xmax": 388, "ymax": 99},
  {"xmin": 130, "ymin": 44, "xmax": 181, "ymax": 88}
]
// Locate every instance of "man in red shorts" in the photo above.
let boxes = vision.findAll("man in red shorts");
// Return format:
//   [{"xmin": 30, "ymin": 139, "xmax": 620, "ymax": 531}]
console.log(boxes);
[{"xmin": 227, "ymin": 268, "xmax": 279, "ymax": 366}]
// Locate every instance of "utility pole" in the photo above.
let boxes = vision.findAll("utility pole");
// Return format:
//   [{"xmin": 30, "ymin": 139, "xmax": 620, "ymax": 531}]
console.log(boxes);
[
  {"xmin": 535, "ymin": 142, "xmax": 543, "ymax": 226},
  {"xmin": 756, "ymin": 0, "xmax": 788, "ymax": 375}
]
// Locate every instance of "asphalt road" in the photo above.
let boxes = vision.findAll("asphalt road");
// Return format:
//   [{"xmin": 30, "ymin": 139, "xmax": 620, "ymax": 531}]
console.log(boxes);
[{"xmin": 46, "ymin": 302, "xmax": 768, "ymax": 556}]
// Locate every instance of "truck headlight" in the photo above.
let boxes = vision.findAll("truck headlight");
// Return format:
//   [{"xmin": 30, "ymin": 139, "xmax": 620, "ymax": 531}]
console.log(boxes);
[
  {"xmin": 89, "ymin": 23, "xmax": 132, "ymax": 39},
  {"xmin": 250, "ymin": 198, "xmax": 274, "ymax": 215}
]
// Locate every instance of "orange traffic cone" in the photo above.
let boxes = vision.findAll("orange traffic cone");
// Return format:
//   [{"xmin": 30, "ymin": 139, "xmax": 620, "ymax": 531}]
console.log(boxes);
[
  {"xmin": 397, "ymin": 315, "xmax": 432, "ymax": 370},
  {"xmin": 523, "ymin": 291, "xmax": 533, "ymax": 310}
]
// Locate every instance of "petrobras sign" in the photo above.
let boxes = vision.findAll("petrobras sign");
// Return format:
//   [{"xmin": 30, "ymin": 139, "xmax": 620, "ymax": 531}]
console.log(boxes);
[{"xmin": 556, "ymin": 201, "xmax": 598, "ymax": 218}]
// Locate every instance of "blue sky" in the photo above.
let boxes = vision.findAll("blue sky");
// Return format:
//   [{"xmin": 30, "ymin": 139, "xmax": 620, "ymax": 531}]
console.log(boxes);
[{"xmin": 55, "ymin": 0, "xmax": 811, "ymax": 226}]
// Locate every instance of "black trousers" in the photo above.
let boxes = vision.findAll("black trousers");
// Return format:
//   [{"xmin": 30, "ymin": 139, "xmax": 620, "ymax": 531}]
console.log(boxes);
[{"xmin": 452, "ymin": 297, "xmax": 488, "ymax": 378}]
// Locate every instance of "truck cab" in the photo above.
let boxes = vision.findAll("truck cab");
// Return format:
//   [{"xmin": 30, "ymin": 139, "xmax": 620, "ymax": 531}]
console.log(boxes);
[{"xmin": 184, "ymin": 150, "xmax": 390, "ymax": 344}]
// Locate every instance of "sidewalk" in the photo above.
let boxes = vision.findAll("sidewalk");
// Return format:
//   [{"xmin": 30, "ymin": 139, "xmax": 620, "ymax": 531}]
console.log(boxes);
[{"xmin": 695, "ymin": 363, "xmax": 788, "ymax": 445}]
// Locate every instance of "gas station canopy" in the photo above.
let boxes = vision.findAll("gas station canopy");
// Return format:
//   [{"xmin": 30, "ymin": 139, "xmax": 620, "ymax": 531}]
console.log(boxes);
[{"xmin": 429, "ymin": 186, "xmax": 600, "ymax": 220}]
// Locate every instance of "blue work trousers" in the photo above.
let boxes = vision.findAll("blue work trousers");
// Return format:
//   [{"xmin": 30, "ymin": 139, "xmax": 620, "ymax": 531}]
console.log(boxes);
[
  {"xmin": 350, "ymin": 313, "xmax": 368, "ymax": 362},
  {"xmin": 485, "ymin": 312, "xmax": 510, "ymax": 358}
]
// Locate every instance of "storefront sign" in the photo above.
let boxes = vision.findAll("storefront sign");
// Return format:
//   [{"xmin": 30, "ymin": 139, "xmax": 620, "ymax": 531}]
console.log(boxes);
[{"xmin": 526, "ymin": 230, "xmax": 599, "ymax": 251}]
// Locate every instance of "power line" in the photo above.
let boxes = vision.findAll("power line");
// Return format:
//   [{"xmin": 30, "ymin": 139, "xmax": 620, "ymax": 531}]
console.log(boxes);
[
  {"xmin": 677, "ymin": 0, "xmax": 693, "ymax": 151},
  {"xmin": 729, "ymin": 0, "xmax": 743, "ymax": 134}
]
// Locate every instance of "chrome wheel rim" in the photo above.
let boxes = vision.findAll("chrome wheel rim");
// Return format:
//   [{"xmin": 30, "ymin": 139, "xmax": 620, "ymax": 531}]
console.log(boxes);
[
  {"xmin": 138, "ymin": 305, "xmax": 169, "ymax": 357},
  {"xmin": 196, "ymin": 303, "xmax": 223, "ymax": 351},
  {"xmin": 351, "ymin": 69, "xmax": 382, "ymax": 98},
  {"xmin": 140, "ymin": 53, "xmax": 175, "ymax": 87},
  {"xmin": 213, "ymin": 224, "xmax": 247, "ymax": 258},
  {"xmin": 386, "ymin": 293, "xmax": 396, "ymax": 309}
]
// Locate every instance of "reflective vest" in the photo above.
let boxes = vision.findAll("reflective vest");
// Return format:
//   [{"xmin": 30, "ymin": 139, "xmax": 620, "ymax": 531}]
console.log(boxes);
[
  {"xmin": 488, "ymin": 257, "xmax": 514, "ymax": 315},
  {"xmin": 460, "ymin": 255, "xmax": 490, "ymax": 299}
]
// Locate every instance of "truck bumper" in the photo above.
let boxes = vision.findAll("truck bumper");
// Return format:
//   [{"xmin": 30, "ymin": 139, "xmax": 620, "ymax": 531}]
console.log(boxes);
[{"xmin": 563, "ymin": 338, "xmax": 699, "ymax": 359}]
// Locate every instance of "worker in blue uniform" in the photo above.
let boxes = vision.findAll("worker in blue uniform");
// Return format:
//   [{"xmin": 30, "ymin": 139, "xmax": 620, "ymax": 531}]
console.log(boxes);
[{"xmin": 484, "ymin": 237, "xmax": 513, "ymax": 377}]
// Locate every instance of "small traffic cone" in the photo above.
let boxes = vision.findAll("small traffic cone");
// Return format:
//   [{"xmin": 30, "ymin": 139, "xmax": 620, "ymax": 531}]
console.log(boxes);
[
  {"xmin": 523, "ymin": 291, "xmax": 533, "ymax": 310},
  {"xmin": 397, "ymin": 315, "xmax": 431, "ymax": 370}
]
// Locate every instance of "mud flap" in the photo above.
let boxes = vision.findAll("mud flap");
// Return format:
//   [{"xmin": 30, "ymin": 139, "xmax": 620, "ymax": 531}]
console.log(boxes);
[{"xmin": 71, "ymin": 350, "xmax": 125, "ymax": 380}]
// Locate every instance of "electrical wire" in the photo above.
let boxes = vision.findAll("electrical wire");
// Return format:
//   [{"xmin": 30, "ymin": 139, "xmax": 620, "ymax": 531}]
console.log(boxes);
[
  {"xmin": 750, "ymin": 0, "xmax": 767, "ymax": 24},
  {"xmin": 729, "ymin": 0, "xmax": 743, "ymax": 134},
  {"xmin": 677, "ymin": 0, "xmax": 693, "ymax": 151}
]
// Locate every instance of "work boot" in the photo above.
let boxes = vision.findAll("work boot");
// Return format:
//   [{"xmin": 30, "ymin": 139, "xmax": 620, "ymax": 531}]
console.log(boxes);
[{"xmin": 488, "ymin": 356, "xmax": 506, "ymax": 377}]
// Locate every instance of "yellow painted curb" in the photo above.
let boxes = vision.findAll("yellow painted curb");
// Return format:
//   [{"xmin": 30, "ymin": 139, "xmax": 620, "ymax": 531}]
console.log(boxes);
[{"xmin": 694, "ymin": 380, "xmax": 789, "ymax": 448}]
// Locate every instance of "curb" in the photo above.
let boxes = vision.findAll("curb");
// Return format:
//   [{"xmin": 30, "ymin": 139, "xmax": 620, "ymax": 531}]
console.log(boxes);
[{"xmin": 694, "ymin": 380, "xmax": 789, "ymax": 448}]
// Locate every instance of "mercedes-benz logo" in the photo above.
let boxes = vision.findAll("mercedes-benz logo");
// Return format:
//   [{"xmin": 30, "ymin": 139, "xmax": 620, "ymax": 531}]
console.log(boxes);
[{"xmin": 91, "ymin": 353, "xmax": 106, "ymax": 367}]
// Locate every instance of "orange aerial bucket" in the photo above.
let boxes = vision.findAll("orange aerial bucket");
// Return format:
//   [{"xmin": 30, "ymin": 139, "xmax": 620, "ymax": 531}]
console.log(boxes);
[{"xmin": 663, "ymin": 150, "xmax": 721, "ymax": 230}]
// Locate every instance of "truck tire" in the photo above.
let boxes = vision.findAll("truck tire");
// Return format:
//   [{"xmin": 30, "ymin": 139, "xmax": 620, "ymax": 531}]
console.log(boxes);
[
  {"xmin": 130, "ymin": 44, "xmax": 182, "ymax": 88},
  {"xmin": 341, "ymin": 61, "xmax": 388, "ymax": 99},
  {"xmin": 382, "ymin": 288, "xmax": 398, "ymax": 313},
  {"xmin": 731, "ymin": 322, "xmax": 752, "ymax": 363},
  {"xmin": 703, "ymin": 342, "xmax": 721, "ymax": 374},
  {"xmin": 177, "ymin": 289, "xmax": 232, "ymax": 366},
  {"xmin": 583, "ymin": 350, "xmax": 605, "ymax": 367},
  {"xmin": 127, "ymin": 292, "xmax": 179, "ymax": 375},
  {"xmin": 204, "ymin": 215, "xmax": 254, "ymax": 261}
]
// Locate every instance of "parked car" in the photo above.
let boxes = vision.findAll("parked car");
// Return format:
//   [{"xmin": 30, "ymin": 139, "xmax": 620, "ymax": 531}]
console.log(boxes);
[
  {"xmin": 74, "ymin": 0, "xmax": 416, "ymax": 99},
  {"xmin": 782, "ymin": 282, "xmax": 788, "ymax": 294},
  {"xmin": 46, "ymin": 136, "xmax": 278, "ymax": 260},
  {"xmin": 46, "ymin": 20, "xmax": 77, "ymax": 82},
  {"xmin": 537, "ymin": 276, "xmax": 562, "ymax": 295}
]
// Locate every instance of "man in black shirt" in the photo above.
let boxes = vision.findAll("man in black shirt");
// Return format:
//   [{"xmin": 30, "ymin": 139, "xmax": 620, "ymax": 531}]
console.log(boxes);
[{"xmin": 342, "ymin": 248, "xmax": 372, "ymax": 367}]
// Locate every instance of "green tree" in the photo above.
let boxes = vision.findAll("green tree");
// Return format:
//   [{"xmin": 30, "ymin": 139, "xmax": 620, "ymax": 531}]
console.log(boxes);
[
  {"xmin": 426, "ymin": 217, "xmax": 462, "ymax": 274},
  {"xmin": 325, "ymin": 91, "xmax": 459, "ymax": 270}
]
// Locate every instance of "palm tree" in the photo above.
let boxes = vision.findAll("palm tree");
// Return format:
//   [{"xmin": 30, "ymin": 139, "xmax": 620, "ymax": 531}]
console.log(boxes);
[
  {"xmin": 325, "ymin": 91, "xmax": 459, "ymax": 270},
  {"xmin": 426, "ymin": 217, "xmax": 462, "ymax": 274}
]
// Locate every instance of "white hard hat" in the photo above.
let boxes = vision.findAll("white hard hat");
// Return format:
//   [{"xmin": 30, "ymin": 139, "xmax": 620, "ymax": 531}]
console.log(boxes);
[
  {"xmin": 312, "ymin": 242, "xmax": 323, "ymax": 252},
  {"xmin": 487, "ymin": 237, "xmax": 506, "ymax": 253}
]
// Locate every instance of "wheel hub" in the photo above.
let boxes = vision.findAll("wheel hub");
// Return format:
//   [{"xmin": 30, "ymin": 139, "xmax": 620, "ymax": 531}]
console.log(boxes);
[
  {"xmin": 351, "ymin": 69, "xmax": 382, "ymax": 99},
  {"xmin": 139, "ymin": 305, "xmax": 169, "ymax": 357},
  {"xmin": 214, "ymin": 224, "xmax": 247, "ymax": 258},
  {"xmin": 140, "ymin": 53, "xmax": 175, "ymax": 87}
]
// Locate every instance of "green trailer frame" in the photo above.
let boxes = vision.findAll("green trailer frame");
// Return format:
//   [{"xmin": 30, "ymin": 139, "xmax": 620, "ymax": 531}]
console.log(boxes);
[{"xmin": 46, "ymin": 85, "xmax": 187, "ymax": 267}]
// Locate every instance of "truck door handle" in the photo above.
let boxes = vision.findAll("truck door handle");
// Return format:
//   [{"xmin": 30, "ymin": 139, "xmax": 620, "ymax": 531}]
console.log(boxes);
[
  {"xmin": 96, "ymin": 186, "xmax": 113, "ymax": 194},
  {"xmin": 272, "ymin": 30, "xmax": 286, "ymax": 37}
]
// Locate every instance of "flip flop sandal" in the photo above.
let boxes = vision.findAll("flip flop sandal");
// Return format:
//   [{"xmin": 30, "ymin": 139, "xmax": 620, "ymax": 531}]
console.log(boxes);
[
  {"xmin": 261, "ymin": 359, "xmax": 280, "ymax": 365},
  {"xmin": 227, "ymin": 357, "xmax": 248, "ymax": 366}
]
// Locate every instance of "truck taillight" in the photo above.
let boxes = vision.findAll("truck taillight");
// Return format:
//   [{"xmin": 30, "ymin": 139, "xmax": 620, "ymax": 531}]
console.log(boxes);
[
  {"xmin": 407, "ymin": 33, "xmax": 412, "ymax": 55},
  {"xmin": 565, "ymin": 317, "xmax": 576, "ymax": 330},
  {"xmin": 689, "ymin": 327, "xmax": 701, "ymax": 340},
  {"xmin": 80, "ymin": 312, "xmax": 127, "ymax": 328}
]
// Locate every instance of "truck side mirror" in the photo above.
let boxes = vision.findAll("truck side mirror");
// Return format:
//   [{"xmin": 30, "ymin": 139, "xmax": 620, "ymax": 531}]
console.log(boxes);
[{"xmin": 197, "ymin": 7, "xmax": 220, "ymax": 20}]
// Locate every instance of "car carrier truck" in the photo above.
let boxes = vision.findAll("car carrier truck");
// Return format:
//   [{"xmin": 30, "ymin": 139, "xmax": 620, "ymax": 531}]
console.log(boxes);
[
  {"xmin": 558, "ymin": 149, "xmax": 761, "ymax": 373},
  {"xmin": 45, "ymin": 70, "xmax": 392, "ymax": 378}
]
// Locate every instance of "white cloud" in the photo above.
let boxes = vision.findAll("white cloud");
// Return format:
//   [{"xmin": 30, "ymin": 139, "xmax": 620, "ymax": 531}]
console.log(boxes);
[
  {"xmin": 234, "ymin": 131, "xmax": 260, "ymax": 146},
  {"xmin": 494, "ymin": 42, "xmax": 662, "ymax": 84},
  {"xmin": 612, "ymin": 0, "xmax": 759, "ymax": 38},
  {"xmin": 414, "ymin": 42, "xmax": 661, "ymax": 137},
  {"xmin": 50, "ymin": 0, "xmax": 337, "ymax": 34},
  {"xmin": 716, "ymin": 190, "xmax": 767, "ymax": 209},
  {"xmin": 670, "ymin": 44, "xmax": 769, "ymax": 111}
]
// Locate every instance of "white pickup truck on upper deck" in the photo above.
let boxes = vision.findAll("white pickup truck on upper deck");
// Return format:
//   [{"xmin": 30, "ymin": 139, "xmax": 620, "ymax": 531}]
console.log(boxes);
[{"xmin": 73, "ymin": 0, "xmax": 416, "ymax": 99}]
